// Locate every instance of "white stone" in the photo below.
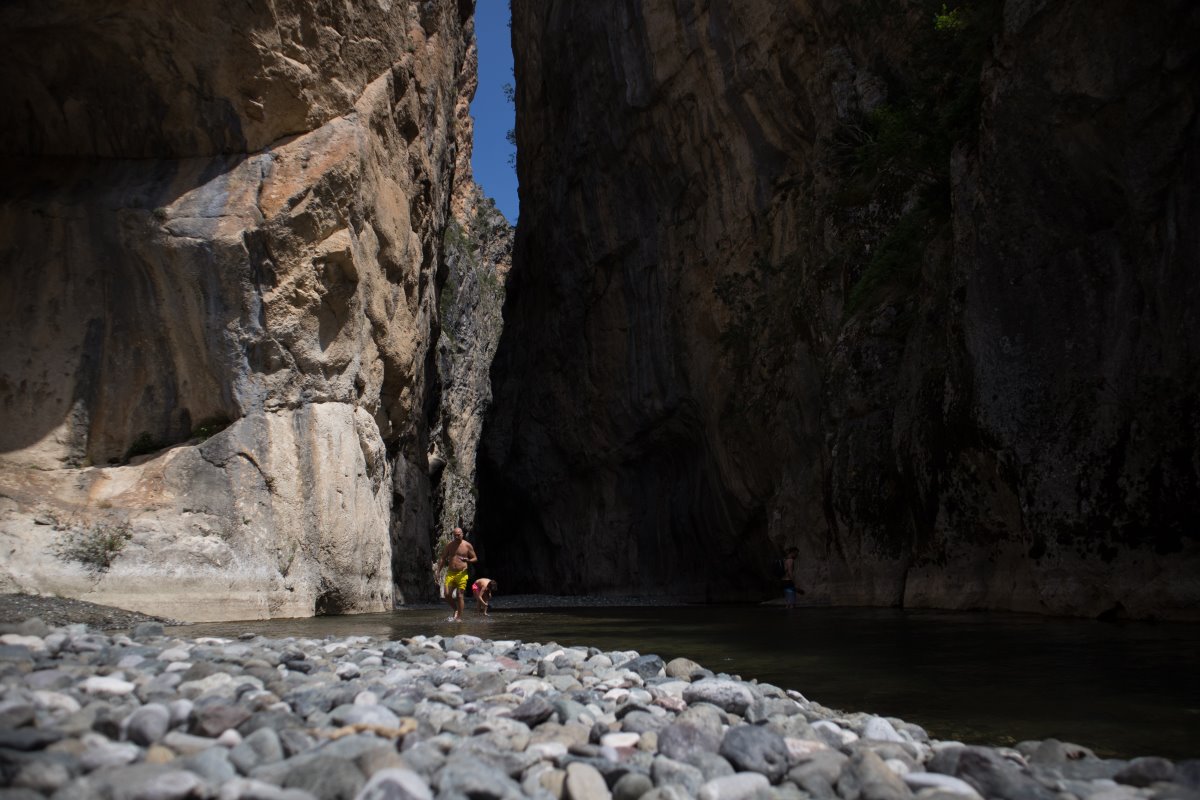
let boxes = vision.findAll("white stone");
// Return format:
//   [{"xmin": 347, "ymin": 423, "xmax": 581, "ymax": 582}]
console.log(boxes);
[
  {"xmin": 862, "ymin": 715, "xmax": 905, "ymax": 742},
  {"xmin": 585, "ymin": 655, "xmax": 614, "ymax": 670},
  {"xmin": 884, "ymin": 758, "xmax": 911, "ymax": 775},
  {"xmin": 600, "ymin": 732, "xmax": 640, "ymax": 750},
  {"xmin": 168, "ymin": 699, "xmax": 194, "ymax": 727},
  {"xmin": 82, "ymin": 675, "xmax": 136, "ymax": 695},
  {"xmin": 784, "ymin": 737, "xmax": 829, "ymax": 759},
  {"xmin": 240, "ymin": 689, "xmax": 277, "ymax": 708},
  {"xmin": 614, "ymin": 669, "xmax": 644, "ymax": 687},
  {"xmin": 355, "ymin": 691, "xmax": 380, "ymax": 706},
  {"xmin": 902, "ymin": 772, "xmax": 983, "ymax": 798},
  {"xmin": 356, "ymin": 769, "xmax": 433, "ymax": 800},
  {"xmin": 158, "ymin": 647, "xmax": 191, "ymax": 661},
  {"xmin": 179, "ymin": 672, "xmax": 236, "ymax": 697},
  {"xmin": 507, "ymin": 678, "xmax": 553, "ymax": 696},
  {"xmin": 33, "ymin": 690, "xmax": 81, "ymax": 714},
  {"xmin": 382, "ymin": 667, "xmax": 415, "ymax": 685},
  {"xmin": 217, "ymin": 778, "xmax": 295, "ymax": 800},
  {"xmin": 698, "ymin": 772, "xmax": 770, "ymax": 800},
  {"xmin": 79, "ymin": 734, "xmax": 140, "ymax": 769},
  {"xmin": 812, "ymin": 720, "xmax": 859, "ymax": 745},
  {"xmin": 217, "ymin": 729, "xmax": 243, "ymax": 747},
  {"xmin": 1088, "ymin": 788, "xmax": 1143, "ymax": 800},
  {"xmin": 528, "ymin": 741, "xmax": 568, "ymax": 760},
  {"xmin": 1, "ymin": 634, "xmax": 46, "ymax": 651}
]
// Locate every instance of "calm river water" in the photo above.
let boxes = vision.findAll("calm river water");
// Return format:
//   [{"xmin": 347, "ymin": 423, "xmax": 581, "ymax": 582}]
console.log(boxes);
[{"xmin": 172, "ymin": 603, "xmax": 1199, "ymax": 761}]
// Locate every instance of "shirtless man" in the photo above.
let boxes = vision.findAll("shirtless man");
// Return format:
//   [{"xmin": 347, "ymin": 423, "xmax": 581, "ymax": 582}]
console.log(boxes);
[
  {"xmin": 471, "ymin": 578, "xmax": 497, "ymax": 616},
  {"xmin": 438, "ymin": 527, "xmax": 476, "ymax": 621}
]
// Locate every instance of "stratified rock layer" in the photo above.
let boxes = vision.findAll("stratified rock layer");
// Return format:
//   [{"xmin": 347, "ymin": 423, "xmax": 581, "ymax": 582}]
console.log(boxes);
[
  {"xmin": 0, "ymin": 1, "xmax": 481, "ymax": 619},
  {"xmin": 481, "ymin": 0, "xmax": 1200, "ymax": 617}
]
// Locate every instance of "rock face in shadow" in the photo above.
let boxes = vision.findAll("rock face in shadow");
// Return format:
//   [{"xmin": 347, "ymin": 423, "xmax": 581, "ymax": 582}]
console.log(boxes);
[
  {"xmin": 481, "ymin": 0, "xmax": 1200, "ymax": 617},
  {"xmin": 0, "ymin": 0, "xmax": 489, "ymax": 620}
]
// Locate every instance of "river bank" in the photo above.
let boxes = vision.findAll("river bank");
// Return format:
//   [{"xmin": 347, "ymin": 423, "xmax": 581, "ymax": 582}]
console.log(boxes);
[
  {"xmin": 0, "ymin": 594, "xmax": 179, "ymax": 632},
  {"xmin": 1, "ymin": 607, "xmax": 1197, "ymax": 800},
  {"xmin": 0, "ymin": 593, "xmax": 689, "ymax": 631}
]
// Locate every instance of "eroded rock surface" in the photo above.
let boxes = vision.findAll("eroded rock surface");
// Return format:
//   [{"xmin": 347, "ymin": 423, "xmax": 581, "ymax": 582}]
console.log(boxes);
[
  {"xmin": 0, "ymin": 1, "xmax": 493, "ymax": 619},
  {"xmin": 481, "ymin": 0, "xmax": 1200, "ymax": 616},
  {"xmin": 430, "ymin": 189, "xmax": 511, "ymax": 557}
]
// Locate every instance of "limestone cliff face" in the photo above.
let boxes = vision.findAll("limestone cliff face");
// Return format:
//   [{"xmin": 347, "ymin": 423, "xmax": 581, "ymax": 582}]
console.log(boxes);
[
  {"xmin": 431, "ymin": 191, "xmax": 511, "ymax": 559},
  {"xmin": 481, "ymin": 0, "xmax": 1200, "ymax": 618},
  {"xmin": 0, "ymin": 0, "xmax": 483, "ymax": 620}
]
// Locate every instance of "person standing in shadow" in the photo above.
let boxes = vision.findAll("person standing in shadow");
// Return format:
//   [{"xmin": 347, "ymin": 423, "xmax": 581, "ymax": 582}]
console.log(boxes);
[{"xmin": 782, "ymin": 547, "xmax": 800, "ymax": 609}]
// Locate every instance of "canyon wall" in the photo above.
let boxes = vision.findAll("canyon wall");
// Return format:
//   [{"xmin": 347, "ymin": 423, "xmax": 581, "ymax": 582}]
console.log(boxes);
[
  {"xmin": 431, "ymin": 189, "xmax": 511, "ymax": 560},
  {"xmin": 481, "ymin": 0, "xmax": 1200, "ymax": 618},
  {"xmin": 0, "ymin": 0, "xmax": 498, "ymax": 620}
]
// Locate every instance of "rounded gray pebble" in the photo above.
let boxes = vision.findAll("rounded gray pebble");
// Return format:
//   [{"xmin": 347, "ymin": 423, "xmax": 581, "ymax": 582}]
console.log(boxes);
[
  {"xmin": 614, "ymin": 772, "xmax": 655, "ymax": 800},
  {"xmin": 356, "ymin": 768, "xmax": 434, "ymax": 800},
  {"xmin": 657, "ymin": 722, "xmax": 721, "ymax": 761},
  {"xmin": 126, "ymin": 703, "xmax": 171, "ymax": 746},
  {"xmin": 719, "ymin": 725, "xmax": 789, "ymax": 783},
  {"xmin": 651, "ymin": 756, "xmax": 704, "ymax": 795},
  {"xmin": 682, "ymin": 680, "xmax": 755, "ymax": 715},
  {"xmin": 282, "ymin": 755, "xmax": 365, "ymax": 799}
]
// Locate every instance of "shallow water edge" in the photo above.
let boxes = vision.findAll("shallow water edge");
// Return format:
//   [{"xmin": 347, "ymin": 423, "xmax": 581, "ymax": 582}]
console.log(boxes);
[{"xmin": 169, "ymin": 601, "xmax": 1200, "ymax": 761}]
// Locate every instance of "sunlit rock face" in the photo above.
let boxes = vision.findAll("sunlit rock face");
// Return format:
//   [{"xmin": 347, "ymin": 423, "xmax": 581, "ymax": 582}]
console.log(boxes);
[
  {"xmin": 481, "ymin": 0, "xmax": 1200, "ymax": 618},
  {"xmin": 0, "ymin": 0, "xmax": 481, "ymax": 620},
  {"xmin": 431, "ymin": 188, "xmax": 511, "ymax": 555}
]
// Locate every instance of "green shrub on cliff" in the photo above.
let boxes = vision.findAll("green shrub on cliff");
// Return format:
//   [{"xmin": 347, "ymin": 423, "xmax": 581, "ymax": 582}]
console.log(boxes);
[
  {"xmin": 52, "ymin": 520, "xmax": 133, "ymax": 576},
  {"xmin": 836, "ymin": 0, "xmax": 1000, "ymax": 315}
]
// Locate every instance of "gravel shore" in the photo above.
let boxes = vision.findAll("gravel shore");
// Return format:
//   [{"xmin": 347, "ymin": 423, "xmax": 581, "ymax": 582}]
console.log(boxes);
[
  {"xmin": 1, "ymin": 603, "xmax": 1197, "ymax": 800},
  {"xmin": 0, "ymin": 594, "xmax": 179, "ymax": 632}
]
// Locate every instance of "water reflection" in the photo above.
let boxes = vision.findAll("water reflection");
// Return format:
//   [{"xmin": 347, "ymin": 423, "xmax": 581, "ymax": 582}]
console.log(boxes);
[{"xmin": 172, "ymin": 604, "xmax": 1200, "ymax": 760}]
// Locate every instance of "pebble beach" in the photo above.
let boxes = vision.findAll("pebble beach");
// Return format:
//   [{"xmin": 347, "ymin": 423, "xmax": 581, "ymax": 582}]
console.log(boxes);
[{"xmin": 0, "ymin": 600, "xmax": 1197, "ymax": 800}]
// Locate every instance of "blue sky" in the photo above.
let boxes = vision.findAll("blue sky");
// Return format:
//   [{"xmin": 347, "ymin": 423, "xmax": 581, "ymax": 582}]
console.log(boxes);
[{"xmin": 471, "ymin": 1, "xmax": 518, "ymax": 223}]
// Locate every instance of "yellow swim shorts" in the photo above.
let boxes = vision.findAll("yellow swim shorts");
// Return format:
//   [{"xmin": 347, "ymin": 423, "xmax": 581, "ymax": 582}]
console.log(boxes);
[{"xmin": 445, "ymin": 569, "xmax": 469, "ymax": 593}]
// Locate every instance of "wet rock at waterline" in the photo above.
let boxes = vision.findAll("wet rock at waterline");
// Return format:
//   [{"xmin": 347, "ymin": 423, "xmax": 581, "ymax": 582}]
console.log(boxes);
[{"xmin": 0, "ymin": 619, "xmax": 1196, "ymax": 799}]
